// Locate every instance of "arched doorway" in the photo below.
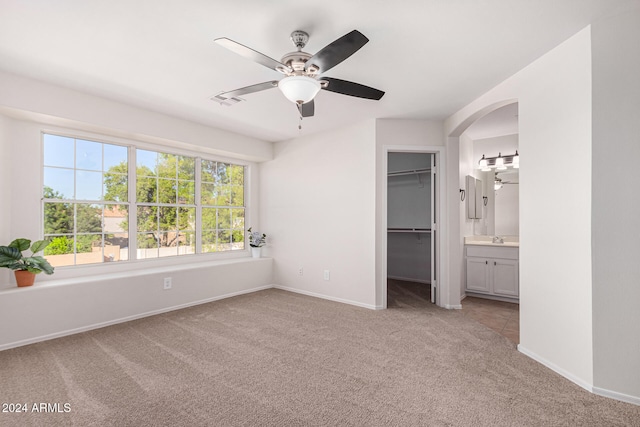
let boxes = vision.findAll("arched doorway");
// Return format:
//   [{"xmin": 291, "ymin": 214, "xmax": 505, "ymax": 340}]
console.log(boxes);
[{"xmin": 443, "ymin": 99, "xmax": 519, "ymax": 310}]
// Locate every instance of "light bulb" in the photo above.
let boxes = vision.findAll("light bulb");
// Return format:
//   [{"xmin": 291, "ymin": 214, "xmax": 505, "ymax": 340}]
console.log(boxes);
[
  {"xmin": 512, "ymin": 151, "xmax": 520, "ymax": 169},
  {"xmin": 479, "ymin": 155, "xmax": 488, "ymax": 170},
  {"xmin": 496, "ymin": 153, "xmax": 506, "ymax": 170}
]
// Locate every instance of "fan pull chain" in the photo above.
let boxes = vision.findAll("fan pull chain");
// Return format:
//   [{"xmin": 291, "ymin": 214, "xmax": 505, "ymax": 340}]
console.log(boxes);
[{"xmin": 299, "ymin": 115, "xmax": 302, "ymax": 130}]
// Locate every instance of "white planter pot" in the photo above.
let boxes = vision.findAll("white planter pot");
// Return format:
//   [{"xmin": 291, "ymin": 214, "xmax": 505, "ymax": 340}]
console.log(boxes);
[{"xmin": 251, "ymin": 247, "xmax": 262, "ymax": 258}]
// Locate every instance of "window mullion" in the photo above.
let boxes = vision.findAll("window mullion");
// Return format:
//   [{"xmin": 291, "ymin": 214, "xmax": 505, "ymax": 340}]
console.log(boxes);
[
  {"xmin": 128, "ymin": 146, "xmax": 137, "ymax": 261},
  {"xmin": 195, "ymin": 157, "xmax": 202, "ymax": 254}
]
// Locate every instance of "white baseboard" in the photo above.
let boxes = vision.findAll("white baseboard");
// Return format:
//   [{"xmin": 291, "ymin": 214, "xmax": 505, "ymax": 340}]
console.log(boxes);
[
  {"xmin": 517, "ymin": 345, "xmax": 594, "ymax": 392},
  {"xmin": 465, "ymin": 291, "xmax": 519, "ymax": 304},
  {"xmin": 0, "ymin": 285, "xmax": 274, "ymax": 352},
  {"xmin": 273, "ymin": 285, "xmax": 378, "ymax": 310},
  {"xmin": 593, "ymin": 386, "xmax": 640, "ymax": 406},
  {"xmin": 518, "ymin": 345, "xmax": 640, "ymax": 406},
  {"xmin": 444, "ymin": 304, "xmax": 463, "ymax": 309}
]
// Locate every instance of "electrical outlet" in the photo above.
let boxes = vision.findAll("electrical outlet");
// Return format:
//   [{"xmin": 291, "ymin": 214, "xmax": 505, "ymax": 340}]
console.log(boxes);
[
  {"xmin": 163, "ymin": 277, "xmax": 172, "ymax": 290},
  {"xmin": 323, "ymin": 270, "xmax": 330, "ymax": 281},
  {"xmin": 298, "ymin": 267, "xmax": 304, "ymax": 276}
]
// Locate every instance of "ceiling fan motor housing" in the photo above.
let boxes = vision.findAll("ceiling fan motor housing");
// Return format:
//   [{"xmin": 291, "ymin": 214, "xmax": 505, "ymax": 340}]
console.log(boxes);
[
  {"xmin": 290, "ymin": 30, "xmax": 309, "ymax": 50},
  {"xmin": 281, "ymin": 51, "xmax": 316, "ymax": 74}
]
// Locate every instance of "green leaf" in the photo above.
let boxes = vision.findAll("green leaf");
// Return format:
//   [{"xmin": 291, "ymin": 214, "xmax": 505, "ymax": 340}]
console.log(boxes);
[
  {"xmin": 0, "ymin": 246, "xmax": 22, "ymax": 263},
  {"xmin": 5, "ymin": 261, "xmax": 25, "ymax": 271},
  {"xmin": 9, "ymin": 239, "xmax": 30, "ymax": 251},
  {"xmin": 0, "ymin": 258, "xmax": 14, "ymax": 268},
  {"xmin": 41, "ymin": 261, "xmax": 55, "ymax": 275},
  {"xmin": 30, "ymin": 240, "xmax": 50, "ymax": 254},
  {"xmin": 27, "ymin": 256, "xmax": 55, "ymax": 275}
]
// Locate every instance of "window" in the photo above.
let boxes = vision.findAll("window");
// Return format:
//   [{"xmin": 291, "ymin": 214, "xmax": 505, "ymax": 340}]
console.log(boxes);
[
  {"xmin": 201, "ymin": 160, "xmax": 245, "ymax": 252},
  {"xmin": 42, "ymin": 133, "xmax": 246, "ymax": 267},
  {"xmin": 136, "ymin": 150, "xmax": 196, "ymax": 259},
  {"xmin": 43, "ymin": 134, "xmax": 129, "ymax": 266}
]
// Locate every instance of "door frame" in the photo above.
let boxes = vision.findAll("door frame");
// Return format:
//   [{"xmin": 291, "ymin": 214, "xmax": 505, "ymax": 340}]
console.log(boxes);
[{"xmin": 381, "ymin": 145, "xmax": 445, "ymax": 308}]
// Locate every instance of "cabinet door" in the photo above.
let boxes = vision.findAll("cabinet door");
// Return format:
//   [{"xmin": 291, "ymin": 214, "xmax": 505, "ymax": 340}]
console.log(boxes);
[
  {"xmin": 466, "ymin": 258, "xmax": 490, "ymax": 293},
  {"xmin": 492, "ymin": 259, "xmax": 519, "ymax": 297}
]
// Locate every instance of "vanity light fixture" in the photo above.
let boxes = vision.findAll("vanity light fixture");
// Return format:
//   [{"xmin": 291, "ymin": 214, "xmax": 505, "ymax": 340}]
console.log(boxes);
[{"xmin": 478, "ymin": 152, "xmax": 520, "ymax": 170}]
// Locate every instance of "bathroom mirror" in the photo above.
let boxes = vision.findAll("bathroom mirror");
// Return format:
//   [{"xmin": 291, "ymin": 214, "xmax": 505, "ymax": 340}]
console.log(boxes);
[{"xmin": 484, "ymin": 169, "xmax": 519, "ymax": 235}]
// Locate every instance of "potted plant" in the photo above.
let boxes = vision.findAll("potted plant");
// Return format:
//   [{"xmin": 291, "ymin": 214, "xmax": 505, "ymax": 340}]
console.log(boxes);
[
  {"xmin": 0, "ymin": 238, "xmax": 55, "ymax": 287},
  {"xmin": 247, "ymin": 227, "xmax": 266, "ymax": 258}
]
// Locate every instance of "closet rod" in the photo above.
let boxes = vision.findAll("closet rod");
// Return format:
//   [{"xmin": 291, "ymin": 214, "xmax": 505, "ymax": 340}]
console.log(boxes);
[
  {"xmin": 387, "ymin": 168, "xmax": 431, "ymax": 177},
  {"xmin": 387, "ymin": 228, "xmax": 432, "ymax": 234}
]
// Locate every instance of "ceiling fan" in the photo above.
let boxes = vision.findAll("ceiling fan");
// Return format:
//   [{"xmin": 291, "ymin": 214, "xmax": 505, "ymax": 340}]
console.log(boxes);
[
  {"xmin": 212, "ymin": 30, "xmax": 385, "ymax": 118},
  {"xmin": 494, "ymin": 176, "xmax": 519, "ymax": 190}
]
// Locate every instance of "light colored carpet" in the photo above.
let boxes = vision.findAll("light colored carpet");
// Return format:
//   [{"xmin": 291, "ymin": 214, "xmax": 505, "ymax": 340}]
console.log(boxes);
[{"xmin": 1, "ymin": 288, "xmax": 639, "ymax": 426}]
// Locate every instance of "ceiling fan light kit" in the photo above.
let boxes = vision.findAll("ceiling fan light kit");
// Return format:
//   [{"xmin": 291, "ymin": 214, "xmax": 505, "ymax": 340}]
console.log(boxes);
[
  {"xmin": 278, "ymin": 75, "xmax": 321, "ymax": 104},
  {"xmin": 212, "ymin": 29, "xmax": 385, "ymax": 119}
]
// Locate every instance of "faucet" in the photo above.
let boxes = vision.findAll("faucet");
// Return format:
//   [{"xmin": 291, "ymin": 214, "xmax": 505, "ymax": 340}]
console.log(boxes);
[{"xmin": 492, "ymin": 236, "xmax": 504, "ymax": 244}]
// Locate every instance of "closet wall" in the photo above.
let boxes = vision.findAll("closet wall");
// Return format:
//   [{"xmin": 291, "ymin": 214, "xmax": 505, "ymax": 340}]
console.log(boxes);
[{"xmin": 387, "ymin": 153, "xmax": 432, "ymax": 283}]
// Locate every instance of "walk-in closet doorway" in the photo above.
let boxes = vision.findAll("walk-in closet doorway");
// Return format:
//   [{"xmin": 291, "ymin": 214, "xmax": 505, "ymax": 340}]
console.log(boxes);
[{"xmin": 385, "ymin": 149, "xmax": 441, "ymax": 308}]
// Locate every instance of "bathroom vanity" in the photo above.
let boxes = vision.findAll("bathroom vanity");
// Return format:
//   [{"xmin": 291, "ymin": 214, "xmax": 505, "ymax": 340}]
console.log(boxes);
[{"xmin": 464, "ymin": 236, "xmax": 519, "ymax": 301}]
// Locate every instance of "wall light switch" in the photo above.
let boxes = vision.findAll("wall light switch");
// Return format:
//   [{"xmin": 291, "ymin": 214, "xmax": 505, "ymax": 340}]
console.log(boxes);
[{"xmin": 323, "ymin": 270, "xmax": 330, "ymax": 281}]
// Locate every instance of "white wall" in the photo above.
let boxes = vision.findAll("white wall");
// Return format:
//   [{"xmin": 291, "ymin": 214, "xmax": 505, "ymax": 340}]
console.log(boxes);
[
  {"xmin": 0, "ymin": 115, "xmax": 10, "ymax": 285},
  {"xmin": 445, "ymin": 28, "xmax": 594, "ymax": 388},
  {"xmin": 0, "ymin": 258, "xmax": 273, "ymax": 350},
  {"xmin": 375, "ymin": 120, "xmax": 444, "ymax": 307},
  {"xmin": 259, "ymin": 120, "xmax": 378, "ymax": 308},
  {"xmin": 591, "ymin": 5, "xmax": 640, "ymax": 402},
  {"xmin": 458, "ymin": 133, "xmax": 478, "ymax": 297},
  {"xmin": 473, "ymin": 134, "xmax": 519, "ymax": 161},
  {"xmin": 459, "ymin": 133, "xmax": 475, "ymax": 236},
  {"xmin": 0, "ymin": 71, "xmax": 273, "ymax": 163}
]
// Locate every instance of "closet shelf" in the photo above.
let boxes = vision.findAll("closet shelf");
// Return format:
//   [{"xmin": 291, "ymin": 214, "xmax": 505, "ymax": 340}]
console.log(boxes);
[
  {"xmin": 387, "ymin": 228, "xmax": 432, "ymax": 234},
  {"xmin": 387, "ymin": 168, "xmax": 431, "ymax": 177}
]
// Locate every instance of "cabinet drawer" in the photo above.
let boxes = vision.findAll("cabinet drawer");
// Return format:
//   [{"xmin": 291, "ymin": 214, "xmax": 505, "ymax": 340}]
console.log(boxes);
[{"xmin": 466, "ymin": 245, "xmax": 518, "ymax": 260}]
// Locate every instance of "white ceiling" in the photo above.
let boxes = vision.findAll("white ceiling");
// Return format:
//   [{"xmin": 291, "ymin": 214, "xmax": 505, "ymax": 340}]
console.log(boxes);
[{"xmin": 0, "ymin": 0, "xmax": 631, "ymax": 142}]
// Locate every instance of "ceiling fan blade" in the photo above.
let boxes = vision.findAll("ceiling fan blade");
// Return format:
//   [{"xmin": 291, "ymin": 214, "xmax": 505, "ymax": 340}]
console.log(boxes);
[
  {"xmin": 215, "ymin": 38, "xmax": 291, "ymax": 73},
  {"xmin": 296, "ymin": 100, "xmax": 315, "ymax": 117},
  {"xmin": 212, "ymin": 81, "xmax": 279, "ymax": 104},
  {"xmin": 321, "ymin": 77, "xmax": 385, "ymax": 100},
  {"xmin": 305, "ymin": 30, "xmax": 369, "ymax": 74}
]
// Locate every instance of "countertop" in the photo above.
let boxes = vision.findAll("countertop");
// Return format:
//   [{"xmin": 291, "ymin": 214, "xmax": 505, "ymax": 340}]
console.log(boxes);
[{"xmin": 464, "ymin": 236, "xmax": 519, "ymax": 247}]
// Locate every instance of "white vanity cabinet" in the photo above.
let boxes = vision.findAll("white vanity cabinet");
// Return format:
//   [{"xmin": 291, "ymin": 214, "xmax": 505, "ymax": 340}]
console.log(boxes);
[{"xmin": 465, "ymin": 245, "xmax": 519, "ymax": 300}]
